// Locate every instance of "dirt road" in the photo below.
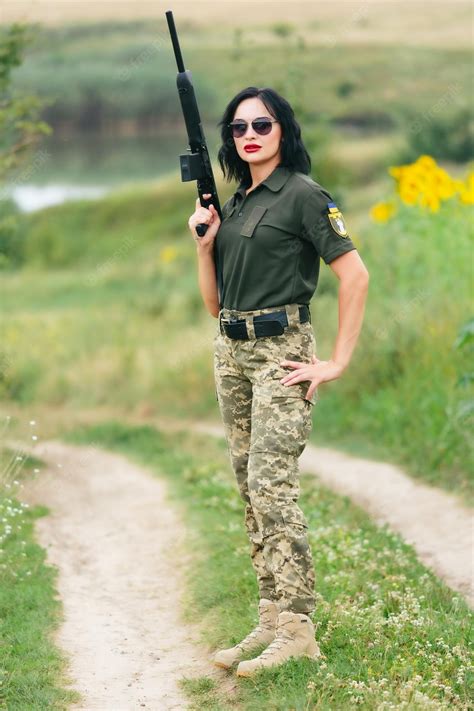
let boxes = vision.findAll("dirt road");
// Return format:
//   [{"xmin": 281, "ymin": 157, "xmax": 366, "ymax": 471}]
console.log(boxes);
[
  {"xmin": 18, "ymin": 440, "xmax": 235, "ymax": 711},
  {"xmin": 13, "ymin": 426, "xmax": 473, "ymax": 709}
]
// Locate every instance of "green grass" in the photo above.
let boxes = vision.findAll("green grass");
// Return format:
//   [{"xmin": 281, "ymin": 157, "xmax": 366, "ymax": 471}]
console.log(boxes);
[
  {"xmin": 0, "ymin": 447, "xmax": 81, "ymax": 710},
  {"xmin": 61, "ymin": 420, "xmax": 473, "ymax": 710},
  {"xmin": 0, "ymin": 170, "xmax": 472, "ymax": 503}
]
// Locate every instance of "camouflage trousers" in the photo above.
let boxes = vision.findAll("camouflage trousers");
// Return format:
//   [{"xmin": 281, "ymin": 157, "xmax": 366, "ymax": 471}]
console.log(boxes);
[{"xmin": 213, "ymin": 302, "xmax": 318, "ymax": 615}]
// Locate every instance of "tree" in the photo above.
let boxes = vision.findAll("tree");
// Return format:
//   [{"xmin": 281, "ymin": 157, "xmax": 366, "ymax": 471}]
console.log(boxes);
[
  {"xmin": 0, "ymin": 22, "xmax": 51, "ymax": 182},
  {"xmin": 0, "ymin": 23, "xmax": 52, "ymax": 269}
]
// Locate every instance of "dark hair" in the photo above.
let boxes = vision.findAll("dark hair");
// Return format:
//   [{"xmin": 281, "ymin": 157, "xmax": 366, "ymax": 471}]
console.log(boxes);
[{"xmin": 217, "ymin": 86, "xmax": 311, "ymax": 188}]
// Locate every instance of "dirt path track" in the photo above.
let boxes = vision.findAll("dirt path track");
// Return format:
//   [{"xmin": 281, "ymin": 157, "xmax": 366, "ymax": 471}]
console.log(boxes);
[
  {"xmin": 18, "ymin": 439, "xmax": 235, "ymax": 711},
  {"xmin": 13, "ymin": 425, "xmax": 473, "ymax": 709}
]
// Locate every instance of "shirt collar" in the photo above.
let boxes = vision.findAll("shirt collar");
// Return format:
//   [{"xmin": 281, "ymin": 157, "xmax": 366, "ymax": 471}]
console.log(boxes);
[{"xmin": 235, "ymin": 164, "xmax": 292, "ymax": 200}]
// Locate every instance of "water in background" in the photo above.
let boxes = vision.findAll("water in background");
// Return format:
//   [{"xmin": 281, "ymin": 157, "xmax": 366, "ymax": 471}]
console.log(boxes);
[{"xmin": 4, "ymin": 129, "xmax": 221, "ymax": 212}]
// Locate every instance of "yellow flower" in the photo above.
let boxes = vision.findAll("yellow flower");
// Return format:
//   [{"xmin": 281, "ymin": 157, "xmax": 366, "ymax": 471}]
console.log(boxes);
[
  {"xmin": 159, "ymin": 246, "xmax": 178, "ymax": 264},
  {"xmin": 398, "ymin": 185, "xmax": 418, "ymax": 205},
  {"xmin": 432, "ymin": 168, "xmax": 457, "ymax": 199},
  {"xmin": 370, "ymin": 202, "xmax": 396, "ymax": 222},
  {"xmin": 389, "ymin": 155, "xmax": 473, "ymax": 210},
  {"xmin": 452, "ymin": 179, "xmax": 465, "ymax": 193},
  {"xmin": 414, "ymin": 154, "xmax": 437, "ymax": 172},
  {"xmin": 386, "ymin": 156, "xmax": 473, "ymax": 213},
  {"xmin": 458, "ymin": 171, "xmax": 474, "ymax": 205},
  {"xmin": 388, "ymin": 166, "xmax": 404, "ymax": 179},
  {"xmin": 419, "ymin": 193, "xmax": 440, "ymax": 212}
]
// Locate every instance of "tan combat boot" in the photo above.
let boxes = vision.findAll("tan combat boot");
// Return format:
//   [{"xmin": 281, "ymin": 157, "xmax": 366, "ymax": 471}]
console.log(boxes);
[
  {"xmin": 236, "ymin": 609, "xmax": 321, "ymax": 677},
  {"xmin": 213, "ymin": 598, "xmax": 279, "ymax": 669}
]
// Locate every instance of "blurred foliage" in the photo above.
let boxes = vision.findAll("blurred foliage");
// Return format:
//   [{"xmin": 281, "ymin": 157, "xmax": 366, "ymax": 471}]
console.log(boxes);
[
  {"xmin": 0, "ymin": 198, "xmax": 25, "ymax": 269},
  {"xmin": 11, "ymin": 21, "xmax": 217, "ymax": 133},
  {"xmin": 8, "ymin": 20, "xmax": 472, "ymax": 146},
  {"xmin": 0, "ymin": 22, "xmax": 52, "ymax": 180},
  {"xmin": 271, "ymin": 22, "xmax": 295, "ymax": 39},
  {"xmin": 452, "ymin": 317, "xmax": 474, "ymax": 421},
  {"xmin": 0, "ymin": 23, "xmax": 52, "ymax": 271},
  {"xmin": 396, "ymin": 107, "xmax": 473, "ymax": 164}
]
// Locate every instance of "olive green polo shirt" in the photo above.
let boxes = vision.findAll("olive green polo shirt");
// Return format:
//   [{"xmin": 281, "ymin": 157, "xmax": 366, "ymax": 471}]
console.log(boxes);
[{"xmin": 215, "ymin": 164, "xmax": 357, "ymax": 311}]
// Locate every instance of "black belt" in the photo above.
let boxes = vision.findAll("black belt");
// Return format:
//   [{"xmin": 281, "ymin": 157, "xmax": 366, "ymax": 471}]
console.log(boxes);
[{"xmin": 220, "ymin": 305, "xmax": 310, "ymax": 340}]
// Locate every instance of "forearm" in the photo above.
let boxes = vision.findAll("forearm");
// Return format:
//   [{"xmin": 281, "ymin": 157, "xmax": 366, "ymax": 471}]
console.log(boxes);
[
  {"xmin": 331, "ymin": 273, "xmax": 369, "ymax": 371},
  {"xmin": 196, "ymin": 246, "xmax": 220, "ymax": 318}
]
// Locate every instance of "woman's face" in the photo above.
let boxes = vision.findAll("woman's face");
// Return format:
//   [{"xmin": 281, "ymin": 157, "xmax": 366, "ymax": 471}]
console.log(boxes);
[{"xmin": 231, "ymin": 97, "xmax": 283, "ymax": 167}]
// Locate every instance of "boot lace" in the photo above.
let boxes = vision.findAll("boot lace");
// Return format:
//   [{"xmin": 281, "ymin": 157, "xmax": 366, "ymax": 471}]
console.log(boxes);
[
  {"xmin": 237, "ymin": 609, "xmax": 276, "ymax": 650},
  {"xmin": 259, "ymin": 634, "xmax": 292, "ymax": 658},
  {"xmin": 258, "ymin": 617, "xmax": 297, "ymax": 658},
  {"xmin": 236, "ymin": 625, "xmax": 266, "ymax": 651}
]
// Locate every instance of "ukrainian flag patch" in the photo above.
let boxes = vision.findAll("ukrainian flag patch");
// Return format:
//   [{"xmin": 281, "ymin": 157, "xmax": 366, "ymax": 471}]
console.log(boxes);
[{"xmin": 326, "ymin": 201, "xmax": 348, "ymax": 237}]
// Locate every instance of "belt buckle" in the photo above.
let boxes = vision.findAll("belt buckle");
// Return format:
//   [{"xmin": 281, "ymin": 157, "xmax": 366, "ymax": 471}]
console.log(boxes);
[
  {"xmin": 219, "ymin": 313, "xmax": 232, "ymax": 335},
  {"xmin": 220, "ymin": 313, "xmax": 242, "ymax": 326}
]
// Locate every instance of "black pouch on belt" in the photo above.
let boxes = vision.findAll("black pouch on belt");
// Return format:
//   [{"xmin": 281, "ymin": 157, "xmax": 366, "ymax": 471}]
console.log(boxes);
[{"xmin": 221, "ymin": 306, "xmax": 310, "ymax": 340}]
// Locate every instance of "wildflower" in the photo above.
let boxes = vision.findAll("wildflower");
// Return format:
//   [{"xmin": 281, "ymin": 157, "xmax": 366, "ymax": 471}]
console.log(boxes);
[
  {"xmin": 370, "ymin": 201, "xmax": 397, "ymax": 222},
  {"xmin": 381, "ymin": 154, "xmax": 473, "ymax": 213},
  {"xmin": 159, "ymin": 246, "xmax": 178, "ymax": 264},
  {"xmin": 416, "ymin": 155, "xmax": 437, "ymax": 171},
  {"xmin": 458, "ymin": 170, "xmax": 474, "ymax": 204}
]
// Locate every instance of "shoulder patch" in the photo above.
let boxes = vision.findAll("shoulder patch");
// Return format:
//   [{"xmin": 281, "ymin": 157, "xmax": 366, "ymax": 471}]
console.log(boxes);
[{"xmin": 326, "ymin": 201, "xmax": 349, "ymax": 237}]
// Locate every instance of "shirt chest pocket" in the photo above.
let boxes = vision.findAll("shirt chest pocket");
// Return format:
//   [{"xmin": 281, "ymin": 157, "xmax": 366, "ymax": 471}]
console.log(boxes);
[{"xmin": 240, "ymin": 205, "xmax": 268, "ymax": 238}]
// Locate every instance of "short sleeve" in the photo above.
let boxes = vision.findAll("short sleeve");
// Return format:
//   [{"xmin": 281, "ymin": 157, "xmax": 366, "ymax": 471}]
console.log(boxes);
[{"xmin": 300, "ymin": 186, "xmax": 357, "ymax": 264}]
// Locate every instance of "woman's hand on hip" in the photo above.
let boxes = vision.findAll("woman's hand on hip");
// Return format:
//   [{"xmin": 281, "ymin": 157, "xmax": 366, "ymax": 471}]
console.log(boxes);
[
  {"xmin": 188, "ymin": 193, "xmax": 221, "ymax": 252},
  {"xmin": 279, "ymin": 354, "xmax": 345, "ymax": 402}
]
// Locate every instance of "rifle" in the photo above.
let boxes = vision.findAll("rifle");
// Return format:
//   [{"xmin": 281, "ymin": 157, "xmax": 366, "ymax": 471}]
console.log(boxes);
[{"xmin": 165, "ymin": 9, "xmax": 223, "ymax": 309}]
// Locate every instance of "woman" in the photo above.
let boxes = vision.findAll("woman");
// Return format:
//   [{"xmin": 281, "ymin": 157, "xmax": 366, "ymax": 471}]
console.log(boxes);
[{"xmin": 188, "ymin": 86, "xmax": 369, "ymax": 677}]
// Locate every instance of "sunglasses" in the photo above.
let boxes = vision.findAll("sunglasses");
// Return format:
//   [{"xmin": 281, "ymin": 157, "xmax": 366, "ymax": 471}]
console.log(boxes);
[{"xmin": 228, "ymin": 117, "xmax": 279, "ymax": 138}]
